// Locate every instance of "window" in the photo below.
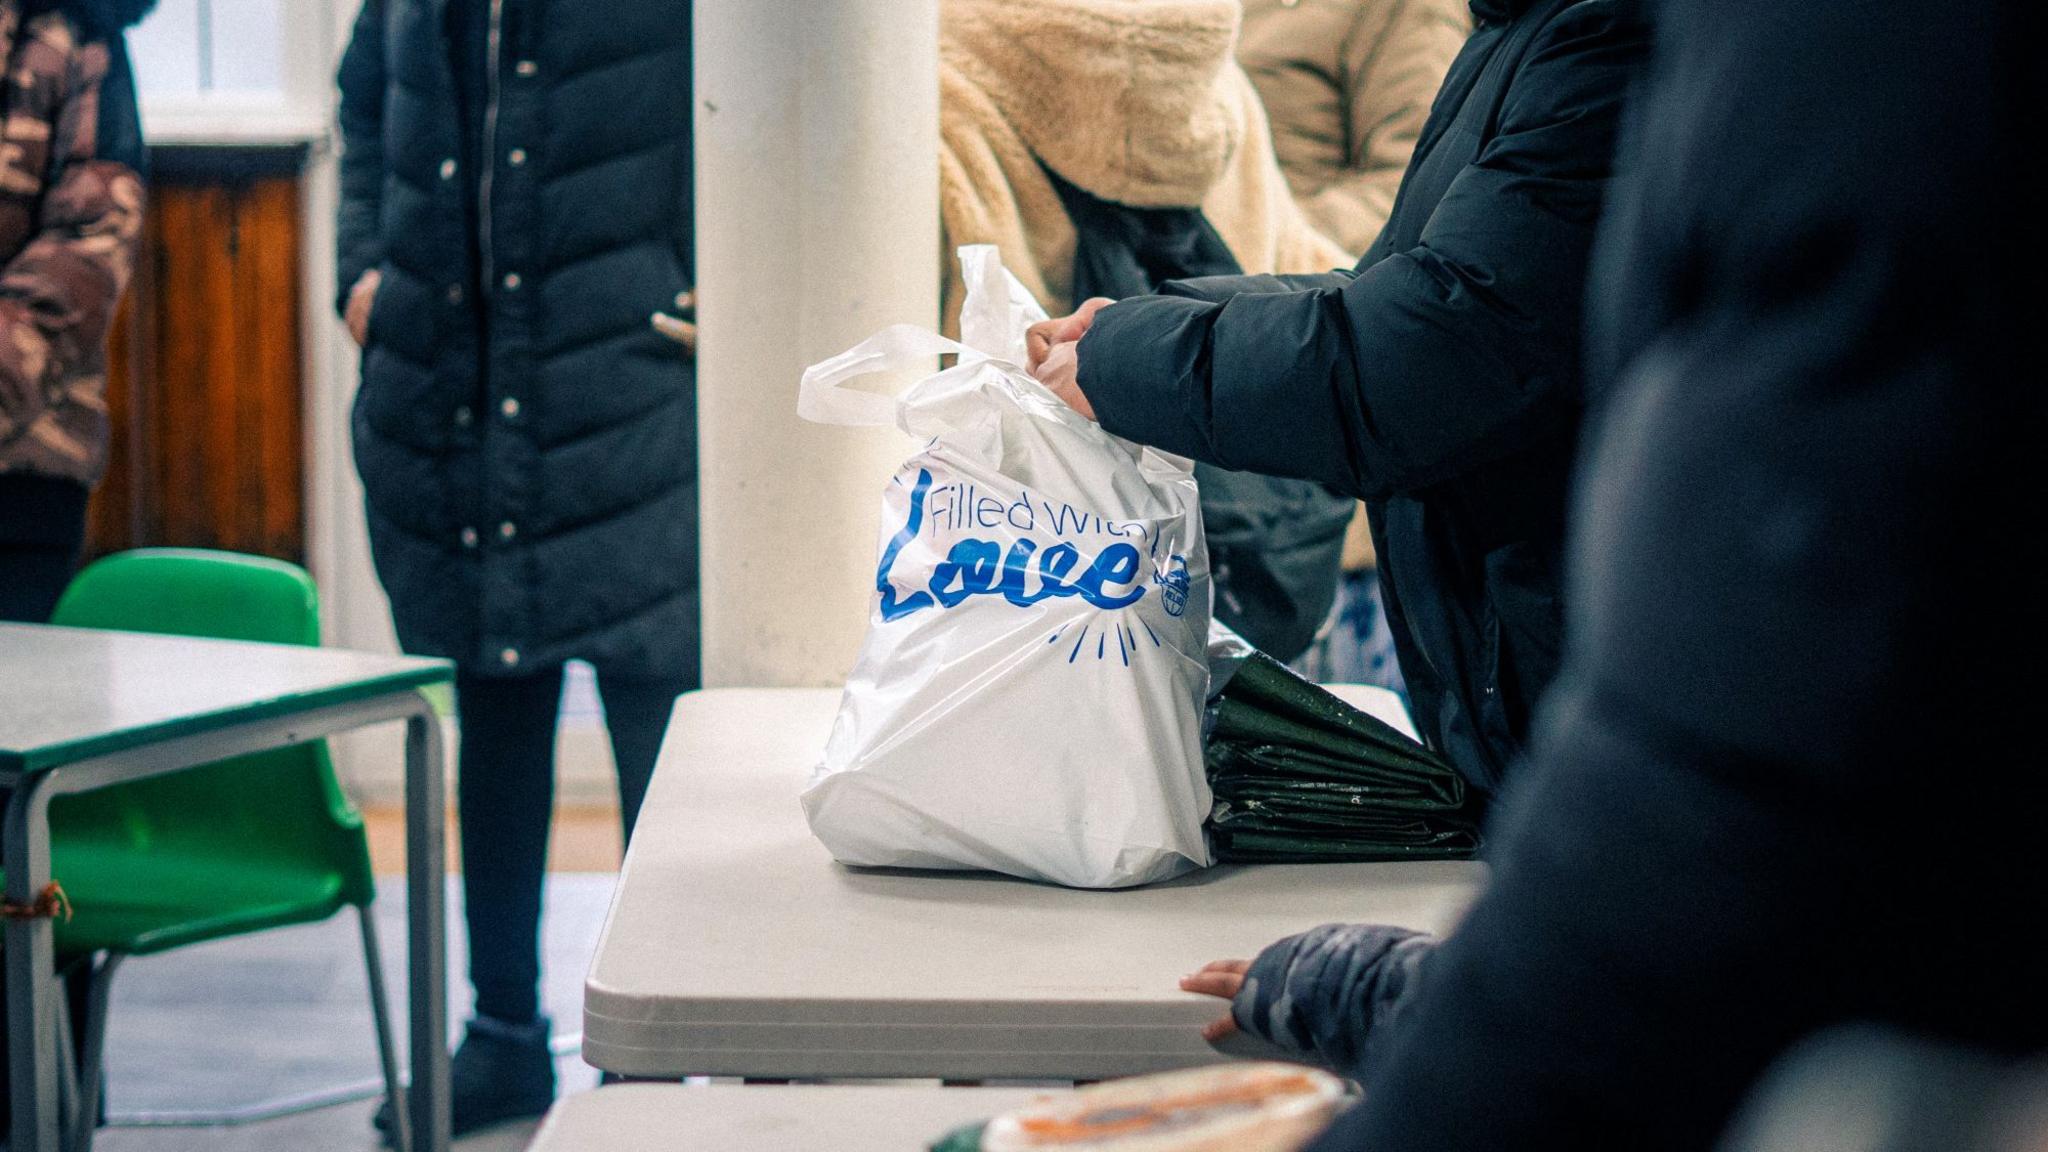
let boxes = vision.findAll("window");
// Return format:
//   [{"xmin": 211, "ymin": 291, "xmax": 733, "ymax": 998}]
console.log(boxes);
[
  {"xmin": 130, "ymin": 0, "xmax": 286, "ymax": 98},
  {"xmin": 126, "ymin": 0, "xmax": 335, "ymax": 144}
]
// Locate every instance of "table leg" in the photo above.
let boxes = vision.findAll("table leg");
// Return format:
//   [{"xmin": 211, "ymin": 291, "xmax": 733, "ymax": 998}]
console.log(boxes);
[
  {"xmin": 404, "ymin": 709, "xmax": 450, "ymax": 1152},
  {"xmin": 4, "ymin": 774, "xmax": 59, "ymax": 1151}
]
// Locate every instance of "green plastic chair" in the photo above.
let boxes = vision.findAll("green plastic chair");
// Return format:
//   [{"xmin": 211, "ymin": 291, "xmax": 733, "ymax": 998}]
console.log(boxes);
[{"xmin": 18, "ymin": 549, "xmax": 408, "ymax": 1152}]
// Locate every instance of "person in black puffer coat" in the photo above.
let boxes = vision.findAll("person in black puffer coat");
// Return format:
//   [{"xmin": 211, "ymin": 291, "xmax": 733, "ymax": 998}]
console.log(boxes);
[
  {"xmin": 336, "ymin": 0, "xmax": 694, "ymax": 1134},
  {"xmin": 1030, "ymin": 0, "xmax": 1645, "ymax": 797}
]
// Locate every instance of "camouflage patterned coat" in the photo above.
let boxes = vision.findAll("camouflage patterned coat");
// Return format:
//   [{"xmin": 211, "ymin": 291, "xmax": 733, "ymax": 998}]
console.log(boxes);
[{"xmin": 0, "ymin": 0, "xmax": 147, "ymax": 487}]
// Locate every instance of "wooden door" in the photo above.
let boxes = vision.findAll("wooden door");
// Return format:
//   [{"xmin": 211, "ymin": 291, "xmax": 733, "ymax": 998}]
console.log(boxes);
[{"xmin": 87, "ymin": 144, "xmax": 309, "ymax": 564}]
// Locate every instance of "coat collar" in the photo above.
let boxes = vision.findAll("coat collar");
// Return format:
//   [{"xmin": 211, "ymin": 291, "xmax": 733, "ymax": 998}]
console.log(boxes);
[
  {"xmin": 1468, "ymin": 0, "xmax": 1533, "ymax": 24},
  {"xmin": 76, "ymin": 0, "xmax": 158, "ymax": 31}
]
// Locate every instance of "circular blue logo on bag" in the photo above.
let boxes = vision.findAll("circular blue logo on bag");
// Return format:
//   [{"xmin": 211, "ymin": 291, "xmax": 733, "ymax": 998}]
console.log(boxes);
[{"xmin": 1159, "ymin": 555, "xmax": 1190, "ymax": 618}]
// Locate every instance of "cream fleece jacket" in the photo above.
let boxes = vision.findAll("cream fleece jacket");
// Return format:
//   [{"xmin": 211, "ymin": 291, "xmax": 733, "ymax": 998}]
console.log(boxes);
[
  {"xmin": 1240, "ymin": 0, "xmax": 1469, "ymax": 256},
  {"xmin": 938, "ymin": 0, "xmax": 1352, "ymax": 332}
]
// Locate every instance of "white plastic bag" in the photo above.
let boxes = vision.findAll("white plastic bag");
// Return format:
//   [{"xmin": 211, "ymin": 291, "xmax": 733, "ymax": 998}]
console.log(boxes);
[{"xmin": 797, "ymin": 247, "xmax": 1214, "ymax": 888}]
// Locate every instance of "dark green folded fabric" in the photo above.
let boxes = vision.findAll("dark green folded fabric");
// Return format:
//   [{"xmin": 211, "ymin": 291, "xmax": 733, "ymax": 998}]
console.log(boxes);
[{"xmin": 1205, "ymin": 653, "xmax": 1483, "ymax": 863}]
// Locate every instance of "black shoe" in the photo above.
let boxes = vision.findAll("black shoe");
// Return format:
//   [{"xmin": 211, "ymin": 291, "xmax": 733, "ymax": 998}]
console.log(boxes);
[{"xmin": 374, "ymin": 1014, "xmax": 557, "ymax": 1144}]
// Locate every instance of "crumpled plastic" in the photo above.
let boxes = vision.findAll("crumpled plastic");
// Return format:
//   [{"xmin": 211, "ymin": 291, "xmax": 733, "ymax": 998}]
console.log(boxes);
[
  {"xmin": 799, "ymin": 246, "xmax": 1214, "ymax": 889},
  {"xmin": 1204, "ymin": 653, "xmax": 1483, "ymax": 863}
]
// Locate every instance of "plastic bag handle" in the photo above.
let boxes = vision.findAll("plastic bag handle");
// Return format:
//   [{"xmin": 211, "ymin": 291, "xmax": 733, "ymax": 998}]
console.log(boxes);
[
  {"xmin": 796, "ymin": 324, "xmax": 980, "ymax": 428},
  {"xmin": 958, "ymin": 244, "xmax": 1046, "ymax": 364}
]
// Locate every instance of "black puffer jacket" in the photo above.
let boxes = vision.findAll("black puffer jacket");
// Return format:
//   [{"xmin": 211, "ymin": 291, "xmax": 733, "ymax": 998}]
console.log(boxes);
[
  {"xmin": 1288, "ymin": 0, "xmax": 2048, "ymax": 1148},
  {"xmin": 1077, "ymin": 0, "xmax": 1646, "ymax": 791},
  {"xmin": 336, "ymin": 0, "xmax": 696, "ymax": 679}
]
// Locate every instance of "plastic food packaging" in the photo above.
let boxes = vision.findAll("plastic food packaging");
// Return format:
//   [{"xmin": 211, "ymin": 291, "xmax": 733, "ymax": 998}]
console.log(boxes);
[
  {"xmin": 928, "ymin": 1062, "xmax": 1352, "ymax": 1152},
  {"xmin": 797, "ymin": 246, "xmax": 1214, "ymax": 889},
  {"xmin": 1204, "ymin": 650, "xmax": 1481, "ymax": 862}
]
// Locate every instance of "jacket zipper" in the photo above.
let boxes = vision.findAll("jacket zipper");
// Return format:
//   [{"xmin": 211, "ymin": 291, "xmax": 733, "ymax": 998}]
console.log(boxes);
[{"xmin": 478, "ymin": 0, "xmax": 504, "ymax": 290}]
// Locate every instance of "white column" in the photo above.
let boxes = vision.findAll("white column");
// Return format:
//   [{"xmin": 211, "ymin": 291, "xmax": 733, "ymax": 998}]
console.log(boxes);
[
  {"xmin": 301, "ymin": 0, "xmax": 414, "ymax": 804},
  {"xmin": 304, "ymin": 0, "xmax": 400, "ymax": 663},
  {"xmin": 695, "ymin": 0, "xmax": 938, "ymax": 687}
]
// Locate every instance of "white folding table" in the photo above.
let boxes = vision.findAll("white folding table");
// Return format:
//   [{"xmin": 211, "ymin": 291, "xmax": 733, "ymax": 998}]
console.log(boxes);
[
  {"xmin": 583, "ymin": 687, "xmax": 1482, "ymax": 1080},
  {"xmin": 529, "ymin": 1083, "xmax": 1045, "ymax": 1152}
]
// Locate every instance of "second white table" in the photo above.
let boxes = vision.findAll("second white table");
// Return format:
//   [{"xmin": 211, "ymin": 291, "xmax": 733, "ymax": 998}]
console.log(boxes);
[
  {"xmin": 584, "ymin": 687, "xmax": 1480, "ymax": 1080},
  {"xmin": 530, "ymin": 1084, "xmax": 1044, "ymax": 1152}
]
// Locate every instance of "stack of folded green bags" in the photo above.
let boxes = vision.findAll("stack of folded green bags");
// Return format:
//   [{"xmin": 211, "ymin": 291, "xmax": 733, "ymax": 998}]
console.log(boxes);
[{"xmin": 1204, "ymin": 653, "xmax": 1482, "ymax": 863}]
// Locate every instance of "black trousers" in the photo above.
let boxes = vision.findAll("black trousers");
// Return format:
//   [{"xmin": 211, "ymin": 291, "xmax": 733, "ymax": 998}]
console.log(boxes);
[
  {"xmin": 455, "ymin": 665, "xmax": 687, "ymax": 1026},
  {"xmin": 0, "ymin": 474, "xmax": 88, "ymax": 624},
  {"xmin": 0, "ymin": 476, "xmax": 90, "ymax": 1130}
]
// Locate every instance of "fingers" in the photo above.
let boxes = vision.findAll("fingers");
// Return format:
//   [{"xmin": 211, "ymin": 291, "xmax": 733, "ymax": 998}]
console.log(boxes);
[
  {"xmin": 1052, "ymin": 298, "xmax": 1113, "ymax": 346},
  {"xmin": 1179, "ymin": 971, "xmax": 1246, "ymax": 999},
  {"xmin": 653, "ymin": 290, "xmax": 699, "ymax": 354},
  {"xmin": 1032, "ymin": 341, "xmax": 1077, "ymax": 385},
  {"xmin": 1179, "ymin": 966, "xmax": 1248, "ymax": 1001},
  {"xmin": 1025, "ymin": 319, "xmax": 1062, "ymax": 372},
  {"xmin": 1183, "ymin": 958, "xmax": 1248, "ymax": 1042},
  {"xmin": 1033, "ymin": 343, "xmax": 1097, "ymax": 421},
  {"xmin": 1050, "ymin": 379, "xmax": 1095, "ymax": 422},
  {"xmin": 652, "ymin": 311, "xmax": 698, "ymax": 352},
  {"xmin": 345, "ymin": 272, "xmax": 380, "ymax": 348},
  {"xmin": 1025, "ymin": 298, "xmax": 1116, "ymax": 371}
]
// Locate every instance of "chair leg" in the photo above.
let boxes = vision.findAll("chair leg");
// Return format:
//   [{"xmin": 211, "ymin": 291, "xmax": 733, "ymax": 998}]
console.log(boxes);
[
  {"xmin": 71, "ymin": 954, "xmax": 121, "ymax": 1152},
  {"xmin": 52, "ymin": 969, "xmax": 78, "ymax": 1152},
  {"xmin": 358, "ymin": 905, "xmax": 411, "ymax": 1152}
]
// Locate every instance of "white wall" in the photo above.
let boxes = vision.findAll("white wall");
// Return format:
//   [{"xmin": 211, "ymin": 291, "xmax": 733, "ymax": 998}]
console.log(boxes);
[{"xmin": 300, "ymin": 3, "xmax": 431, "ymax": 806}]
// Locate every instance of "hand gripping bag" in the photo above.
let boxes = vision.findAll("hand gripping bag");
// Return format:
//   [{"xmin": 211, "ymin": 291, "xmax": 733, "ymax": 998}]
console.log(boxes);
[{"xmin": 797, "ymin": 246, "xmax": 1214, "ymax": 888}]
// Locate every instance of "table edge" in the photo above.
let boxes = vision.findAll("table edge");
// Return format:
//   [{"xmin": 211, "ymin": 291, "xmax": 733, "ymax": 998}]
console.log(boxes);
[{"xmin": 0, "ymin": 665, "xmax": 450, "ymax": 775}]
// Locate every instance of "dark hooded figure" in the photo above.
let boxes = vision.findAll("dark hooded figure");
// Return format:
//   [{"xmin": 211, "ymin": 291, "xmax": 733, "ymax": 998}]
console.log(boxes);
[
  {"xmin": 336, "ymin": 0, "xmax": 695, "ymax": 1136},
  {"xmin": 1028, "ymin": 0, "xmax": 1649, "ymax": 799},
  {"xmin": 0, "ymin": 0, "xmax": 149, "ymax": 624}
]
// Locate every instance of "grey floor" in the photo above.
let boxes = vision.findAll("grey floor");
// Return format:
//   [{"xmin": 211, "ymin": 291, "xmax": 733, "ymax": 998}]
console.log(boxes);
[
  {"xmin": 88, "ymin": 874, "xmax": 615, "ymax": 1151},
  {"xmin": 95, "ymin": 1098, "xmax": 540, "ymax": 1152}
]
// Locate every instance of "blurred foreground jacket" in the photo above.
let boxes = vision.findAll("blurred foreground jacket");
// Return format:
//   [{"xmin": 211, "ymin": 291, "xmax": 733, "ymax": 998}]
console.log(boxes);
[
  {"xmin": 1297, "ymin": 0, "xmax": 2048, "ymax": 1148},
  {"xmin": 0, "ymin": 0, "xmax": 146, "ymax": 486},
  {"xmin": 337, "ymin": 0, "xmax": 696, "ymax": 679},
  {"xmin": 1080, "ymin": 0, "xmax": 1646, "ymax": 791}
]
